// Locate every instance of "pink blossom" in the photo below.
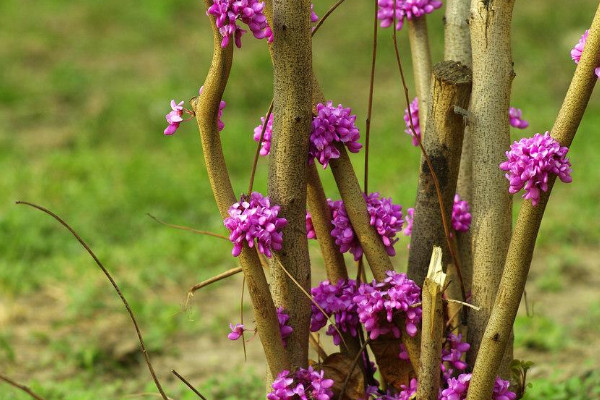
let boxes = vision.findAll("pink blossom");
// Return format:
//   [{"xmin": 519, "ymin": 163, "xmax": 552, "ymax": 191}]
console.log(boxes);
[
  {"xmin": 253, "ymin": 113, "xmax": 273, "ymax": 156},
  {"xmin": 164, "ymin": 100, "xmax": 184, "ymax": 136},
  {"xmin": 499, "ymin": 132, "xmax": 572, "ymax": 206},
  {"xmin": 378, "ymin": 0, "xmax": 442, "ymax": 31},
  {"xmin": 276, "ymin": 307, "xmax": 294, "ymax": 347},
  {"xmin": 227, "ymin": 323, "xmax": 245, "ymax": 340},
  {"xmin": 452, "ymin": 194, "xmax": 471, "ymax": 232},
  {"xmin": 403, "ymin": 97, "xmax": 421, "ymax": 146},
  {"xmin": 509, "ymin": 107, "xmax": 529, "ymax": 129},
  {"xmin": 223, "ymin": 192, "xmax": 287, "ymax": 257},
  {"xmin": 207, "ymin": 0, "xmax": 271, "ymax": 48},
  {"xmin": 310, "ymin": 101, "xmax": 362, "ymax": 168},
  {"xmin": 306, "ymin": 212, "xmax": 316, "ymax": 239},
  {"xmin": 571, "ymin": 29, "xmax": 600, "ymax": 78}
]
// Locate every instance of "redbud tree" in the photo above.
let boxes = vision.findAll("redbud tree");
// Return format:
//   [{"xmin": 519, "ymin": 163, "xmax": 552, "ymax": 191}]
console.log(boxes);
[{"xmin": 164, "ymin": 0, "xmax": 600, "ymax": 399}]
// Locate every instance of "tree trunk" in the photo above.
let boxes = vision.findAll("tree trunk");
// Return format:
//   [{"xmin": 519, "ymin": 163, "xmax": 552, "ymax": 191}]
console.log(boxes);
[
  {"xmin": 466, "ymin": 8, "xmax": 600, "ymax": 398},
  {"xmin": 268, "ymin": 0, "xmax": 313, "ymax": 369},
  {"xmin": 466, "ymin": 0, "xmax": 515, "ymax": 374}
]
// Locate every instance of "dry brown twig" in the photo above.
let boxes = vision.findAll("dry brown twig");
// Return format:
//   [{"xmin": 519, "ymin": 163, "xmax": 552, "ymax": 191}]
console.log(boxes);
[{"xmin": 16, "ymin": 201, "xmax": 170, "ymax": 400}]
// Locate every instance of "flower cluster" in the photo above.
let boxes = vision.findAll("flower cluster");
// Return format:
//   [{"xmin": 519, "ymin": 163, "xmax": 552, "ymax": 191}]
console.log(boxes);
[
  {"xmin": 403, "ymin": 97, "xmax": 421, "ymax": 146},
  {"xmin": 310, "ymin": 279, "xmax": 360, "ymax": 345},
  {"xmin": 571, "ymin": 29, "xmax": 600, "ymax": 78},
  {"xmin": 223, "ymin": 192, "xmax": 287, "ymax": 257},
  {"xmin": 329, "ymin": 194, "xmax": 403, "ymax": 260},
  {"xmin": 277, "ymin": 307, "xmax": 293, "ymax": 347},
  {"xmin": 311, "ymin": 4, "xmax": 319, "ymax": 23},
  {"xmin": 354, "ymin": 271, "xmax": 422, "ymax": 340},
  {"xmin": 440, "ymin": 374, "xmax": 516, "ymax": 400},
  {"xmin": 207, "ymin": 0, "xmax": 271, "ymax": 48},
  {"xmin": 268, "ymin": 367, "xmax": 334, "ymax": 400},
  {"xmin": 310, "ymin": 101, "xmax": 362, "ymax": 168},
  {"xmin": 328, "ymin": 199, "xmax": 363, "ymax": 260},
  {"xmin": 377, "ymin": 0, "xmax": 442, "ymax": 31},
  {"xmin": 509, "ymin": 107, "xmax": 529, "ymax": 129},
  {"xmin": 452, "ymin": 194, "xmax": 471, "ymax": 232},
  {"xmin": 441, "ymin": 333, "xmax": 470, "ymax": 379},
  {"xmin": 499, "ymin": 132, "xmax": 572, "ymax": 206},
  {"xmin": 253, "ymin": 113, "xmax": 273, "ymax": 156},
  {"xmin": 306, "ymin": 212, "xmax": 316, "ymax": 239},
  {"xmin": 366, "ymin": 193, "xmax": 404, "ymax": 256}
]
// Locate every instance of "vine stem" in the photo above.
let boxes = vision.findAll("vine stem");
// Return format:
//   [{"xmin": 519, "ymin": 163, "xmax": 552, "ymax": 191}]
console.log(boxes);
[
  {"xmin": 311, "ymin": 0, "xmax": 348, "ymax": 37},
  {"xmin": 0, "ymin": 373, "xmax": 48, "ymax": 400},
  {"xmin": 364, "ymin": 0, "xmax": 379, "ymax": 194},
  {"xmin": 391, "ymin": 11, "xmax": 466, "ymax": 300},
  {"xmin": 171, "ymin": 370, "xmax": 207, "ymax": 400},
  {"xmin": 147, "ymin": 213, "xmax": 229, "ymax": 240},
  {"xmin": 16, "ymin": 201, "xmax": 169, "ymax": 400}
]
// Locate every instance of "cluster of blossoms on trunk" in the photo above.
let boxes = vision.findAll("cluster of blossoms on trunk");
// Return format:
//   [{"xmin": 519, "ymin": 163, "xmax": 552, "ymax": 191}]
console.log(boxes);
[
  {"xmin": 328, "ymin": 193, "xmax": 403, "ymax": 260},
  {"xmin": 377, "ymin": 0, "xmax": 443, "ymax": 31},
  {"xmin": 228, "ymin": 307, "xmax": 292, "ymax": 346},
  {"xmin": 207, "ymin": 0, "xmax": 271, "ymax": 48},
  {"xmin": 500, "ymin": 132, "xmax": 572, "ymax": 206},
  {"xmin": 268, "ymin": 367, "xmax": 334, "ymax": 400},
  {"xmin": 223, "ymin": 192, "xmax": 287, "ymax": 257}
]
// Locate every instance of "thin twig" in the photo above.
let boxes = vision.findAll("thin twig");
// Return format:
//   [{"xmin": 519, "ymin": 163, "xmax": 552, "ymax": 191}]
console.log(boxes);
[
  {"xmin": 275, "ymin": 259, "xmax": 348, "ymax": 349},
  {"xmin": 364, "ymin": 0, "xmax": 378, "ymax": 194},
  {"xmin": 0, "ymin": 373, "xmax": 47, "ymax": 400},
  {"xmin": 446, "ymin": 298, "xmax": 481, "ymax": 311},
  {"xmin": 391, "ymin": 11, "xmax": 466, "ymax": 300},
  {"xmin": 188, "ymin": 267, "xmax": 243, "ymax": 295},
  {"xmin": 240, "ymin": 275, "xmax": 247, "ymax": 361},
  {"xmin": 311, "ymin": 0, "xmax": 348, "ymax": 37},
  {"xmin": 248, "ymin": 101, "xmax": 274, "ymax": 195},
  {"xmin": 337, "ymin": 338, "xmax": 371, "ymax": 400},
  {"xmin": 16, "ymin": 201, "xmax": 169, "ymax": 400},
  {"xmin": 171, "ymin": 370, "xmax": 208, "ymax": 400},
  {"xmin": 147, "ymin": 213, "xmax": 229, "ymax": 241}
]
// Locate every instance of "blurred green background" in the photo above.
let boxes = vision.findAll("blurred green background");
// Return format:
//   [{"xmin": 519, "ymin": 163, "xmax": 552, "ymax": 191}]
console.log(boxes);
[{"xmin": 1, "ymin": 0, "xmax": 599, "ymax": 398}]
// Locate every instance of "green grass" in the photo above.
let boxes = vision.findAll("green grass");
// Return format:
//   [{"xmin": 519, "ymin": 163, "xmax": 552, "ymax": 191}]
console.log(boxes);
[{"xmin": 1, "ymin": 0, "xmax": 600, "ymax": 397}]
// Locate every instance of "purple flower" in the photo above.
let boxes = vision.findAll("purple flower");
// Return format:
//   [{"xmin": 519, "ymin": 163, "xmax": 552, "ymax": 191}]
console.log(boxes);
[
  {"xmin": 199, "ymin": 86, "xmax": 226, "ymax": 132},
  {"xmin": 306, "ymin": 212, "xmax": 316, "ymax": 239},
  {"xmin": 398, "ymin": 343, "xmax": 410, "ymax": 360},
  {"xmin": 277, "ymin": 307, "xmax": 293, "ymax": 347},
  {"xmin": 441, "ymin": 333, "xmax": 470, "ymax": 379},
  {"xmin": 440, "ymin": 374, "xmax": 516, "ymax": 400},
  {"xmin": 310, "ymin": 279, "xmax": 360, "ymax": 345},
  {"xmin": 223, "ymin": 192, "xmax": 287, "ymax": 257},
  {"xmin": 328, "ymin": 194, "xmax": 403, "ymax": 261},
  {"xmin": 227, "ymin": 323, "xmax": 246, "ymax": 340},
  {"xmin": 207, "ymin": 0, "xmax": 271, "ymax": 48},
  {"xmin": 571, "ymin": 29, "xmax": 600, "ymax": 78},
  {"xmin": 440, "ymin": 373, "xmax": 471, "ymax": 400},
  {"xmin": 365, "ymin": 193, "xmax": 403, "ymax": 256},
  {"xmin": 493, "ymin": 377, "xmax": 517, "ymax": 400},
  {"xmin": 311, "ymin": 4, "xmax": 319, "ymax": 23},
  {"xmin": 509, "ymin": 107, "xmax": 529, "ymax": 129},
  {"xmin": 310, "ymin": 101, "xmax": 362, "ymax": 168},
  {"xmin": 268, "ymin": 370, "xmax": 295, "ymax": 400},
  {"xmin": 403, "ymin": 97, "xmax": 421, "ymax": 146},
  {"xmin": 499, "ymin": 132, "xmax": 572, "ymax": 206},
  {"xmin": 377, "ymin": 0, "xmax": 442, "ymax": 31},
  {"xmin": 268, "ymin": 367, "xmax": 334, "ymax": 400},
  {"xmin": 164, "ymin": 100, "xmax": 184, "ymax": 136},
  {"xmin": 402, "ymin": 207, "xmax": 414, "ymax": 237},
  {"xmin": 354, "ymin": 271, "xmax": 422, "ymax": 340},
  {"xmin": 253, "ymin": 112, "xmax": 273, "ymax": 156},
  {"xmin": 452, "ymin": 194, "xmax": 471, "ymax": 233},
  {"xmin": 328, "ymin": 199, "xmax": 363, "ymax": 260}
]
